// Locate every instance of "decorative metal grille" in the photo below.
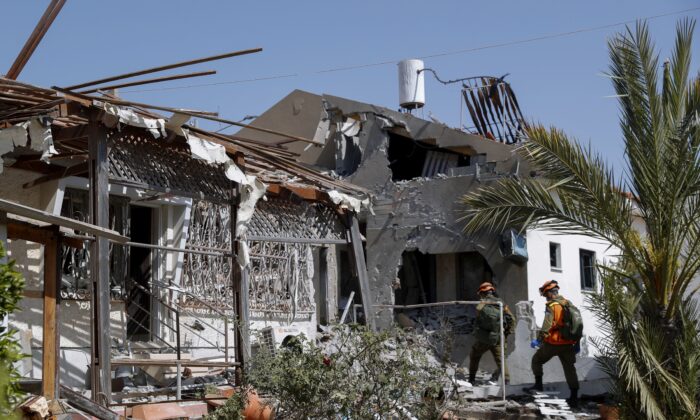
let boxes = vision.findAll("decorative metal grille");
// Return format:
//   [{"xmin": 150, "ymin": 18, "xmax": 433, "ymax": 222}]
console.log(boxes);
[
  {"xmin": 248, "ymin": 240, "xmax": 315, "ymax": 320},
  {"xmin": 248, "ymin": 196, "xmax": 345, "ymax": 241},
  {"xmin": 107, "ymin": 129, "xmax": 234, "ymax": 203},
  {"xmin": 181, "ymin": 200, "xmax": 233, "ymax": 309},
  {"xmin": 59, "ymin": 188, "xmax": 129, "ymax": 299},
  {"xmin": 182, "ymin": 196, "xmax": 344, "ymax": 317}
]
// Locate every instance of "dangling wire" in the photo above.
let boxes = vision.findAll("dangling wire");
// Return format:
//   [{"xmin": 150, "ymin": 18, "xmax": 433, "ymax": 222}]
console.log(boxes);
[{"xmin": 419, "ymin": 68, "xmax": 509, "ymax": 86}]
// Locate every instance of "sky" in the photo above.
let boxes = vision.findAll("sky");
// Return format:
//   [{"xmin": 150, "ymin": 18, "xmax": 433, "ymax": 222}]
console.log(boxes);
[{"xmin": 1, "ymin": 1, "xmax": 699, "ymax": 176}]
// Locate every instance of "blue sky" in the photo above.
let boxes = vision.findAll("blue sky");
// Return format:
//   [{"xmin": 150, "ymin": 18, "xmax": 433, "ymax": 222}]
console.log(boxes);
[{"xmin": 2, "ymin": 1, "xmax": 699, "ymax": 175}]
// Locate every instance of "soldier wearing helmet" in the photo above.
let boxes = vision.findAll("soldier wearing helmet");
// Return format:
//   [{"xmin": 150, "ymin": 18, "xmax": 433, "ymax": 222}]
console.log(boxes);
[
  {"xmin": 468, "ymin": 282, "xmax": 514, "ymax": 385},
  {"xmin": 523, "ymin": 280, "xmax": 580, "ymax": 408}
]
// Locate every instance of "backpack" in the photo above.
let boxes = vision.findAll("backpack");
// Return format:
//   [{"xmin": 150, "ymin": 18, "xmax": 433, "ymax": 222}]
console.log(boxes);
[
  {"xmin": 477, "ymin": 303, "xmax": 501, "ymax": 334},
  {"xmin": 475, "ymin": 300, "xmax": 513, "ymax": 345},
  {"xmin": 557, "ymin": 299, "xmax": 583, "ymax": 341}
]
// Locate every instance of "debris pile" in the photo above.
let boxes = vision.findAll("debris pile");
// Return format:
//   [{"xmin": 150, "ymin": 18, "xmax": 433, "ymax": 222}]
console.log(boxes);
[{"xmin": 401, "ymin": 305, "xmax": 477, "ymax": 334}]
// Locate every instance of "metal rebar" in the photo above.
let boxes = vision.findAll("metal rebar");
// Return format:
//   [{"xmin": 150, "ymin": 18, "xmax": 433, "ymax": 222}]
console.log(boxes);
[
  {"xmin": 78, "ymin": 70, "xmax": 217, "ymax": 94},
  {"xmin": 176, "ymin": 311, "xmax": 181, "ymax": 361},
  {"xmin": 176, "ymin": 361, "xmax": 182, "ymax": 400},
  {"xmin": 64, "ymin": 48, "xmax": 262, "ymax": 90},
  {"xmin": 122, "ymin": 241, "xmax": 230, "ymax": 257},
  {"xmin": 224, "ymin": 318, "xmax": 229, "ymax": 363}
]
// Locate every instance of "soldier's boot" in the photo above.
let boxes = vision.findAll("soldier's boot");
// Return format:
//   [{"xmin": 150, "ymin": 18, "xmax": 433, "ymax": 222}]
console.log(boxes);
[
  {"xmin": 566, "ymin": 388, "xmax": 579, "ymax": 409},
  {"xmin": 522, "ymin": 375, "xmax": 543, "ymax": 394}
]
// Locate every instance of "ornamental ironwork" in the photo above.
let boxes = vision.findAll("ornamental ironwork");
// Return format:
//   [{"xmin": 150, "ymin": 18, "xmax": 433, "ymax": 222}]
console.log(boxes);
[
  {"xmin": 248, "ymin": 240, "xmax": 315, "ymax": 320},
  {"xmin": 181, "ymin": 200, "xmax": 233, "ymax": 309}
]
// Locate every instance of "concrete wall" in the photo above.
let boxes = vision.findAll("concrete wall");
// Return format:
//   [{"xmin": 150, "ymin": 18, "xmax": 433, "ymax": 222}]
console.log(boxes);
[
  {"xmin": 526, "ymin": 228, "xmax": 619, "ymax": 351},
  {"xmin": 328, "ymin": 111, "xmax": 528, "ymax": 329}
]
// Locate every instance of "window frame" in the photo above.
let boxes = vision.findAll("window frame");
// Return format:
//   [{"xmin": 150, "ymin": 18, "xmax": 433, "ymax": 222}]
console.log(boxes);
[
  {"xmin": 549, "ymin": 241, "xmax": 562, "ymax": 272},
  {"xmin": 579, "ymin": 249, "xmax": 597, "ymax": 291}
]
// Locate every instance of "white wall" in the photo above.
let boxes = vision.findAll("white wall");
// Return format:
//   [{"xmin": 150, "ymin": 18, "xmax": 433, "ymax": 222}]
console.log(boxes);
[{"xmin": 526, "ymin": 229, "xmax": 619, "ymax": 348}]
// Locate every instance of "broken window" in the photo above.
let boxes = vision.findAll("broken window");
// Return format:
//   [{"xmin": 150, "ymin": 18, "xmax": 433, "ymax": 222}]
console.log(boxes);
[
  {"xmin": 395, "ymin": 250, "xmax": 436, "ymax": 305},
  {"xmin": 549, "ymin": 242, "xmax": 562, "ymax": 271},
  {"xmin": 579, "ymin": 249, "xmax": 596, "ymax": 291},
  {"xmin": 59, "ymin": 188, "xmax": 130, "ymax": 299},
  {"xmin": 387, "ymin": 132, "xmax": 469, "ymax": 181}
]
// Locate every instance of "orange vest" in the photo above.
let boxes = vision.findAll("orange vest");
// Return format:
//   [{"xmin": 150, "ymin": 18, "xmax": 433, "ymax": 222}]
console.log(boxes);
[{"xmin": 544, "ymin": 300, "xmax": 578, "ymax": 345}]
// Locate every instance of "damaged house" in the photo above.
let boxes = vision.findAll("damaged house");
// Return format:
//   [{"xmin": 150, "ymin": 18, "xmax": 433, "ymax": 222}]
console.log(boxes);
[
  {"xmin": 0, "ymin": 73, "xmax": 371, "ymax": 410},
  {"xmin": 0, "ymin": 43, "xmax": 618, "ymax": 414},
  {"xmin": 236, "ymin": 74, "xmax": 618, "ymax": 392}
]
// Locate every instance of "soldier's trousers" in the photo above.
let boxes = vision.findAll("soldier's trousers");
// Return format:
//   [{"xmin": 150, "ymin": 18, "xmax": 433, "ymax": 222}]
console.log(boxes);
[
  {"xmin": 532, "ymin": 342, "xmax": 579, "ymax": 389},
  {"xmin": 469, "ymin": 341, "xmax": 509, "ymax": 382}
]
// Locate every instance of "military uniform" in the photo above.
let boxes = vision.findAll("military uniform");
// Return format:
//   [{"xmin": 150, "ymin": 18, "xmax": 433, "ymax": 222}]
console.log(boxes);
[
  {"xmin": 532, "ymin": 296, "xmax": 579, "ymax": 390},
  {"xmin": 468, "ymin": 297, "xmax": 514, "ymax": 383}
]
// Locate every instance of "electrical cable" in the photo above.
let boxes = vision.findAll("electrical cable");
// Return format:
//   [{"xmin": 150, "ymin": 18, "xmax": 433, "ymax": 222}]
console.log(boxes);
[
  {"xmin": 419, "ymin": 68, "xmax": 509, "ymax": 85},
  {"xmin": 122, "ymin": 6, "xmax": 700, "ymax": 93}
]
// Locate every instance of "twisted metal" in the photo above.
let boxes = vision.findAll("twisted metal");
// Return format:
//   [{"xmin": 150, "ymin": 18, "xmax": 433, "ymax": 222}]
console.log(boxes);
[
  {"xmin": 182, "ymin": 200, "xmax": 233, "ymax": 309},
  {"xmin": 248, "ymin": 240, "xmax": 315, "ymax": 321}
]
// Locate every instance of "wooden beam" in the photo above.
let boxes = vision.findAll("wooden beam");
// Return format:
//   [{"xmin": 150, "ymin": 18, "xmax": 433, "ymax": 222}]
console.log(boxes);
[
  {"xmin": 77, "ymin": 70, "xmax": 217, "ymax": 94},
  {"xmin": 6, "ymin": 0, "xmax": 66, "ymax": 80},
  {"xmin": 42, "ymin": 230, "xmax": 60, "ymax": 399},
  {"xmin": 231, "ymin": 153, "xmax": 249, "ymax": 373},
  {"xmin": 7, "ymin": 218, "xmax": 85, "ymax": 249},
  {"xmin": 348, "ymin": 214, "xmax": 376, "ymax": 331},
  {"xmin": 21, "ymin": 290, "xmax": 43, "ymax": 299},
  {"xmin": 23, "ymin": 162, "xmax": 89, "ymax": 189},
  {"xmin": 63, "ymin": 48, "xmax": 262, "ymax": 91},
  {"xmin": 267, "ymin": 184, "xmax": 325, "ymax": 201},
  {"xmin": 7, "ymin": 220, "xmax": 54, "ymax": 244},
  {"xmin": 88, "ymin": 112, "xmax": 111, "ymax": 403},
  {"xmin": 0, "ymin": 198, "xmax": 127, "ymax": 243},
  {"xmin": 60, "ymin": 386, "xmax": 121, "ymax": 420},
  {"xmin": 51, "ymin": 87, "xmax": 320, "ymax": 146}
]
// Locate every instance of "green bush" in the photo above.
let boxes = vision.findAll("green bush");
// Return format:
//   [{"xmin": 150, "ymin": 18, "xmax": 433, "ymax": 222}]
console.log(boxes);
[
  {"xmin": 0, "ymin": 240, "xmax": 26, "ymax": 417},
  {"xmin": 247, "ymin": 325, "xmax": 450, "ymax": 419}
]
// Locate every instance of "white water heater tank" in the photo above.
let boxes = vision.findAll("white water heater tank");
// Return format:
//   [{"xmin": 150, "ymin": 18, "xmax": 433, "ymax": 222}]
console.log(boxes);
[{"xmin": 398, "ymin": 59, "xmax": 425, "ymax": 109}]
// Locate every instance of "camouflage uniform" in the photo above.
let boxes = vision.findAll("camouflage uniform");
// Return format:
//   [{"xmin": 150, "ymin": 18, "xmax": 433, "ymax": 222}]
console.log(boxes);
[{"xmin": 468, "ymin": 298, "xmax": 514, "ymax": 383}]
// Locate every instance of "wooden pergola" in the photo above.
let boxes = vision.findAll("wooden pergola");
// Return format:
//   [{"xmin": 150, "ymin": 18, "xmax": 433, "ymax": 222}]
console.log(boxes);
[{"xmin": 0, "ymin": 198, "xmax": 127, "ymax": 400}]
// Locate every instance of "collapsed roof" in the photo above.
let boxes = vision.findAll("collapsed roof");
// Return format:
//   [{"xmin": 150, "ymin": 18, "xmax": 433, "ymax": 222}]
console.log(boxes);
[{"xmin": 0, "ymin": 78, "xmax": 368, "ymax": 205}]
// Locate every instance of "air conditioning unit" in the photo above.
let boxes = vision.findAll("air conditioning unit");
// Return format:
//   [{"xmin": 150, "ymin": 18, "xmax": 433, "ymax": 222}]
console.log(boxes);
[
  {"xmin": 256, "ymin": 325, "xmax": 309, "ymax": 355},
  {"xmin": 499, "ymin": 228, "xmax": 528, "ymax": 263}
]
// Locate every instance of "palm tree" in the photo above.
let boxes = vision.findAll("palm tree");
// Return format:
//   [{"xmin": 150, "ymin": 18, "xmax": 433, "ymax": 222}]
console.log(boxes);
[{"xmin": 460, "ymin": 19, "xmax": 700, "ymax": 419}]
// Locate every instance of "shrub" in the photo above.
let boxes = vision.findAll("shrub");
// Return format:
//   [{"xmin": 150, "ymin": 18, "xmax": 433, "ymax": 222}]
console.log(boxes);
[
  {"xmin": 0, "ymin": 241, "xmax": 25, "ymax": 416},
  {"xmin": 247, "ymin": 325, "xmax": 450, "ymax": 419}
]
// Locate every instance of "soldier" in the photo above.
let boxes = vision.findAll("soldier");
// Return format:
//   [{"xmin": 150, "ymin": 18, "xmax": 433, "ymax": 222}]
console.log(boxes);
[
  {"xmin": 524, "ymin": 280, "xmax": 581, "ymax": 408},
  {"xmin": 468, "ymin": 282, "xmax": 514, "ymax": 385}
]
